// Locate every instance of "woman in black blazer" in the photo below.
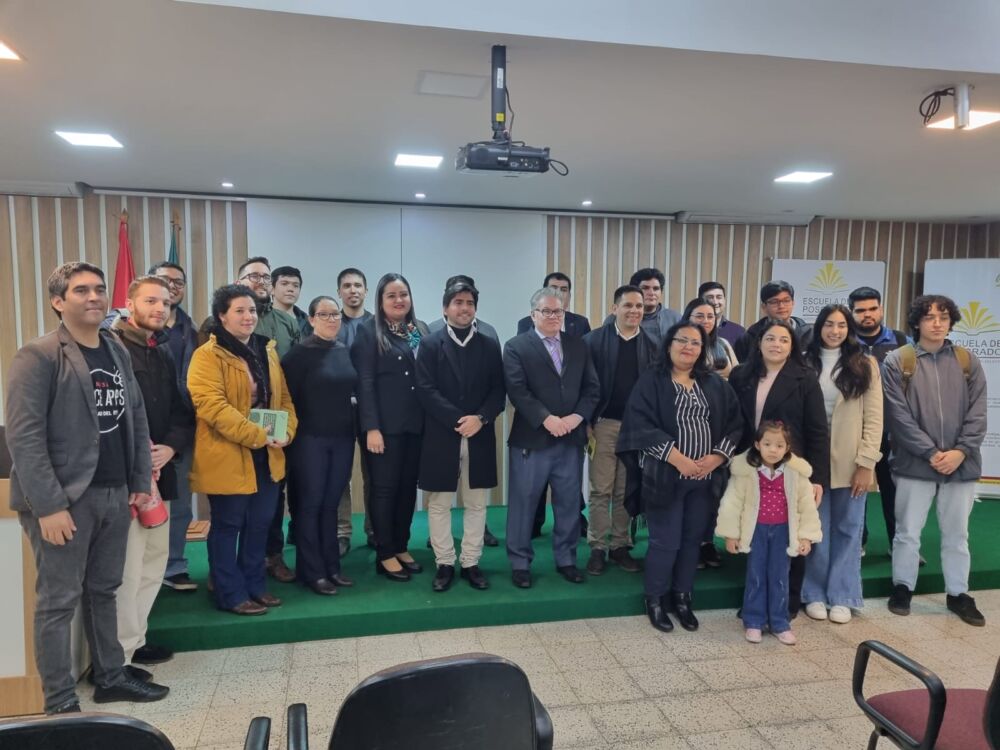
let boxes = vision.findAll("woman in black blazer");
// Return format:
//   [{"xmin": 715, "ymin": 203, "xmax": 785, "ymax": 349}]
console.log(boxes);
[
  {"xmin": 729, "ymin": 318, "xmax": 830, "ymax": 616},
  {"xmin": 351, "ymin": 273, "xmax": 429, "ymax": 582}
]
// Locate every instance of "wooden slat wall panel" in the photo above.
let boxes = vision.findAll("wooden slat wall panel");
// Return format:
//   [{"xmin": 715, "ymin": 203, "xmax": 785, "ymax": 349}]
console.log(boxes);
[
  {"xmin": 0, "ymin": 192, "xmax": 247, "ymax": 410},
  {"xmin": 546, "ymin": 216, "xmax": 1000, "ymax": 332}
]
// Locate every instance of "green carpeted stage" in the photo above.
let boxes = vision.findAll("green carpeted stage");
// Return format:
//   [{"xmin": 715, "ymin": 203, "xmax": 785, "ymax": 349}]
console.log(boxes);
[{"xmin": 147, "ymin": 497, "xmax": 1000, "ymax": 652}]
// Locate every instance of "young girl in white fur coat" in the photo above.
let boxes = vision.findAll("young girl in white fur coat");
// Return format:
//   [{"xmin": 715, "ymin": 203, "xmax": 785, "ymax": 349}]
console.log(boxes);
[{"xmin": 716, "ymin": 420, "xmax": 822, "ymax": 645}]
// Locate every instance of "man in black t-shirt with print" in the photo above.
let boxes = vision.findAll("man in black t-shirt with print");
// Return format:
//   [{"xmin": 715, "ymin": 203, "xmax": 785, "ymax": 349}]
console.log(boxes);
[{"xmin": 6, "ymin": 262, "xmax": 167, "ymax": 713}]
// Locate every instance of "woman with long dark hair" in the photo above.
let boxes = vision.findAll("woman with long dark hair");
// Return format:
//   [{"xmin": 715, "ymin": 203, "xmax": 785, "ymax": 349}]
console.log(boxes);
[
  {"xmin": 351, "ymin": 273, "xmax": 429, "ymax": 582},
  {"xmin": 729, "ymin": 318, "xmax": 829, "ymax": 618},
  {"xmin": 617, "ymin": 321, "xmax": 743, "ymax": 633},
  {"xmin": 682, "ymin": 297, "xmax": 738, "ymax": 379},
  {"xmin": 801, "ymin": 304, "xmax": 882, "ymax": 623}
]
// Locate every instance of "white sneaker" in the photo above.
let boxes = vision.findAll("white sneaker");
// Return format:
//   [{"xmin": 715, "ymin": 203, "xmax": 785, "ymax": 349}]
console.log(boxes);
[
  {"xmin": 745, "ymin": 628, "xmax": 762, "ymax": 643},
  {"xmin": 805, "ymin": 602, "xmax": 828, "ymax": 621},
  {"xmin": 775, "ymin": 630, "xmax": 797, "ymax": 645},
  {"xmin": 829, "ymin": 605, "xmax": 852, "ymax": 624}
]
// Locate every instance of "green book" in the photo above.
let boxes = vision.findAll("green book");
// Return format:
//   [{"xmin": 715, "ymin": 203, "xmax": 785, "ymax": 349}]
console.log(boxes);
[{"xmin": 249, "ymin": 408, "xmax": 289, "ymax": 443}]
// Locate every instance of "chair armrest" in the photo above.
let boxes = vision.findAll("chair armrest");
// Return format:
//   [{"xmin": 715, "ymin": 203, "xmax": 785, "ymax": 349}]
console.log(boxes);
[
  {"xmin": 532, "ymin": 693, "xmax": 553, "ymax": 750},
  {"xmin": 243, "ymin": 716, "xmax": 271, "ymax": 750},
  {"xmin": 287, "ymin": 703, "xmax": 309, "ymax": 750},
  {"xmin": 853, "ymin": 640, "xmax": 946, "ymax": 750}
]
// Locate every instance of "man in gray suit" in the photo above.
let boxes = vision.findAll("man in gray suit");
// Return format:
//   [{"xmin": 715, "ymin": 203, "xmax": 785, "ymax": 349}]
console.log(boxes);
[{"xmin": 6, "ymin": 262, "xmax": 168, "ymax": 713}]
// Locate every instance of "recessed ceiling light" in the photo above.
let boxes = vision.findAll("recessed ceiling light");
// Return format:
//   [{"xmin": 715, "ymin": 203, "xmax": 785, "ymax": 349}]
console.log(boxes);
[
  {"xmin": 774, "ymin": 171, "xmax": 832, "ymax": 184},
  {"xmin": 414, "ymin": 193, "xmax": 426, "ymax": 199},
  {"xmin": 55, "ymin": 131, "xmax": 123, "ymax": 148},
  {"xmin": 395, "ymin": 153, "xmax": 443, "ymax": 168},
  {"xmin": 0, "ymin": 42, "xmax": 20, "ymax": 61},
  {"xmin": 221, "ymin": 181, "xmax": 234, "ymax": 189},
  {"xmin": 581, "ymin": 200, "xmax": 593, "ymax": 207},
  {"xmin": 926, "ymin": 111, "xmax": 1000, "ymax": 130}
]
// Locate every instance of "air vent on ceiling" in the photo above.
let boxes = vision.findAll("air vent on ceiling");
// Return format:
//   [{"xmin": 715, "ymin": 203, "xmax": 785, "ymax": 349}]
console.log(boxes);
[{"xmin": 417, "ymin": 71, "xmax": 488, "ymax": 99}]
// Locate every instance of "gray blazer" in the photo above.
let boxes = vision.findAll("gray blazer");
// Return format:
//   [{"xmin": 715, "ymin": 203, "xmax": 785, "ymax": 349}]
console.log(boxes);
[{"xmin": 6, "ymin": 325, "xmax": 152, "ymax": 517}]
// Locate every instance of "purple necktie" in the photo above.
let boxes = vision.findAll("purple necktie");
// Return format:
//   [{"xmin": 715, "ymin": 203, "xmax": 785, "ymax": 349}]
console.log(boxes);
[{"xmin": 543, "ymin": 336, "xmax": 563, "ymax": 373}]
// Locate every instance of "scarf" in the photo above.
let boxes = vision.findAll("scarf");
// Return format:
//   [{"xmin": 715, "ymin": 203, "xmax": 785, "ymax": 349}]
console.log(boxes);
[
  {"xmin": 388, "ymin": 319, "xmax": 422, "ymax": 350},
  {"xmin": 214, "ymin": 326, "xmax": 271, "ymax": 408}
]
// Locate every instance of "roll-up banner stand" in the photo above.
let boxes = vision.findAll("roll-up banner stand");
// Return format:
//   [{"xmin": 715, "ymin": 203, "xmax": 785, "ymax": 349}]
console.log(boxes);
[
  {"xmin": 925, "ymin": 259, "xmax": 1000, "ymax": 498},
  {"xmin": 771, "ymin": 260, "xmax": 886, "ymax": 323}
]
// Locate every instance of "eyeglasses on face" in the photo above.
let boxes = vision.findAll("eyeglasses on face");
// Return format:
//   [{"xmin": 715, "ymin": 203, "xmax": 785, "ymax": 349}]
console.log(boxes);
[
  {"xmin": 672, "ymin": 336, "xmax": 703, "ymax": 348},
  {"xmin": 240, "ymin": 273, "xmax": 272, "ymax": 284},
  {"xmin": 158, "ymin": 277, "xmax": 186, "ymax": 289},
  {"xmin": 765, "ymin": 296, "xmax": 794, "ymax": 308},
  {"xmin": 533, "ymin": 308, "xmax": 565, "ymax": 319},
  {"xmin": 689, "ymin": 312, "xmax": 716, "ymax": 321},
  {"xmin": 313, "ymin": 312, "xmax": 342, "ymax": 321}
]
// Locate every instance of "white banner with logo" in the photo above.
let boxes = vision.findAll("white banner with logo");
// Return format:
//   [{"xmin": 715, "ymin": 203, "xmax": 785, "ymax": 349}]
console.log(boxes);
[
  {"xmin": 771, "ymin": 260, "xmax": 886, "ymax": 323},
  {"xmin": 924, "ymin": 259, "xmax": 1000, "ymax": 496}
]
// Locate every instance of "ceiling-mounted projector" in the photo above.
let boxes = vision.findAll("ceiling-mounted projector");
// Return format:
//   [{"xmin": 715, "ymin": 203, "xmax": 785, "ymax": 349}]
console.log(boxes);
[{"xmin": 456, "ymin": 45, "xmax": 566, "ymax": 176}]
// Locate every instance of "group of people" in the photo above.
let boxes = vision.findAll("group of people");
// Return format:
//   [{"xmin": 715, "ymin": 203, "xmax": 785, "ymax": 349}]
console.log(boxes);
[{"xmin": 6, "ymin": 255, "xmax": 988, "ymax": 714}]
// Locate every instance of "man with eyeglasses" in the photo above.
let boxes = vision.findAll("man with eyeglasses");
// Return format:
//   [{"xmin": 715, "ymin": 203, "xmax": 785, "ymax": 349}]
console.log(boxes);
[
  {"xmin": 733, "ymin": 280, "xmax": 813, "ymax": 362},
  {"xmin": 504, "ymin": 288, "xmax": 600, "ymax": 588},
  {"xmin": 150, "ymin": 262, "xmax": 201, "ymax": 593}
]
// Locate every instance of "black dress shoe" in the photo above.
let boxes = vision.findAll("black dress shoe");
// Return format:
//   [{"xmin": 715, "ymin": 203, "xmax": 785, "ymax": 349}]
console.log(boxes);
[
  {"xmin": 330, "ymin": 573, "xmax": 354, "ymax": 587},
  {"xmin": 511, "ymin": 570, "xmax": 532, "ymax": 588},
  {"xmin": 556, "ymin": 565, "xmax": 585, "ymax": 583},
  {"xmin": 461, "ymin": 565, "xmax": 489, "ymax": 590},
  {"xmin": 432, "ymin": 564, "xmax": 455, "ymax": 592},
  {"xmin": 396, "ymin": 557, "xmax": 423, "ymax": 574},
  {"xmin": 93, "ymin": 676, "xmax": 170, "ymax": 704},
  {"xmin": 483, "ymin": 526, "xmax": 499, "ymax": 547},
  {"xmin": 309, "ymin": 578, "xmax": 338, "ymax": 595},
  {"xmin": 375, "ymin": 560, "xmax": 410, "ymax": 582},
  {"xmin": 48, "ymin": 700, "xmax": 81, "ymax": 714},
  {"xmin": 644, "ymin": 595, "xmax": 674, "ymax": 633},
  {"xmin": 132, "ymin": 643, "xmax": 174, "ymax": 665},
  {"xmin": 670, "ymin": 592, "xmax": 699, "ymax": 631},
  {"xmin": 87, "ymin": 664, "xmax": 152, "ymax": 685}
]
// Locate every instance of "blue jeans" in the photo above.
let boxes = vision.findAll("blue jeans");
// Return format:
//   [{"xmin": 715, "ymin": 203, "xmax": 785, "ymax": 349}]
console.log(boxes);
[
  {"xmin": 290, "ymin": 433, "xmax": 354, "ymax": 582},
  {"xmin": 207, "ymin": 454, "xmax": 279, "ymax": 610},
  {"xmin": 803, "ymin": 487, "xmax": 865, "ymax": 608},
  {"xmin": 742, "ymin": 522, "xmax": 791, "ymax": 633},
  {"xmin": 165, "ymin": 450, "xmax": 193, "ymax": 577}
]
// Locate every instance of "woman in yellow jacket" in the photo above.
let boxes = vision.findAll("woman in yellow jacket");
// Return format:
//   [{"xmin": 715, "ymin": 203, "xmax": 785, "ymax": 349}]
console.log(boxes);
[{"xmin": 188, "ymin": 284, "xmax": 297, "ymax": 616}]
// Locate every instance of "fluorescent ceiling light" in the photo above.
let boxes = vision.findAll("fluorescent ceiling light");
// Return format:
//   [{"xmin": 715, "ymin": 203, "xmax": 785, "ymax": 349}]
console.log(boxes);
[
  {"xmin": 395, "ymin": 153, "xmax": 442, "ymax": 168},
  {"xmin": 581, "ymin": 200, "xmax": 593, "ymax": 207},
  {"xmin": 926, "ymin": 111, "xmax": 1000, "ymax": 130},
  {"xmin": 0, "ymin": 42, "xmax": 20, "ymax": 60},
  {"xmin": 414, "ymin": 193, "xmax": 426, "ymax": 199},
  {"xmin": 55, "ymin": 131, "xmax": 123, "ymax": 148},
  {"xmin": 221, "ymin": 181, "xmax": 234, "ymax": 188},
  {"xmin": 774, "ymin": 171, "xmax": 832, "ymax": 184}
]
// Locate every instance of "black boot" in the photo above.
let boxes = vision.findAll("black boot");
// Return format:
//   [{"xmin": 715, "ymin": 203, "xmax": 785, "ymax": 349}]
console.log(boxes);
[
  {"xmin": 671, "ymin": 591, "xmax": 699, "ymax": 631},
  {"xmin": 644, "ymin": 595, "xmax": 674, "ymax": 633}
]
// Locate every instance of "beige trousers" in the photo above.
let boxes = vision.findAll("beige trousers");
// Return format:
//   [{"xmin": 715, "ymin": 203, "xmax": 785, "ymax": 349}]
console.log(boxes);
[
  {"xmin": 587, "ymin": 418, "xmax": 630, "ymax": 551},
  {"xmin": 425, "ymin": 438, "xmax": 488, "ymax": 568},
  {"xmin": 116, "ymin": 515, "xmax": 170, "ymax": 662}
]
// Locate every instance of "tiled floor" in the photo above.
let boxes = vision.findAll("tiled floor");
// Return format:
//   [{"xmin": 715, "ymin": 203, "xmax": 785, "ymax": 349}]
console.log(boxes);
[{"xmin": 78, "ymin": 589, "xmax": 1000, "ymax": 749}]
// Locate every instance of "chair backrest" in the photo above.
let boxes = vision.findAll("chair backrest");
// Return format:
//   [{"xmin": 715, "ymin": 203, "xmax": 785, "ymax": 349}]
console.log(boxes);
[
  {"xmin": 0, "ymin": 712, "xmax": 174, "ymax": 750},
  {"xmin": 329, "ymin": 653, "xmax": 542, "ymax": 750},
  {"xmin": 985, "ymin": 657, "xmax": 1000, "ymax": 749}
]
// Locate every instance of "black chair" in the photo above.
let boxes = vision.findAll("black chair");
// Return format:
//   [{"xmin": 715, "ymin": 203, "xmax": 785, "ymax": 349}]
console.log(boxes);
[
  {"xmin": 0, "ymin": 711, "xmax": 272, "ymax": 750},
  {"xmin": 853, "ymin": 639, "xmax": 1000, "ymax": 749},
  {"xmin": 287, "ymin": 653, "xmax": 553, "ymax": 749}
]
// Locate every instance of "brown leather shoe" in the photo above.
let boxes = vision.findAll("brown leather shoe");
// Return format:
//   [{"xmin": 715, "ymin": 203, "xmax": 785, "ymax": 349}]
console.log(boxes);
[
  {"xmin": 265, "ymin": 554, "xmax": 295, "ymax": 583},
  {"xmin": 252, "ymin": 592, "xmax": 283, "ymax": 608},
  {"xmin": 230, "ymin": 600, "xmax": 268, "ymax": 616},
  {"xmin": 609, "ymin": 547, "xmax": 642, "ymax": 573}
]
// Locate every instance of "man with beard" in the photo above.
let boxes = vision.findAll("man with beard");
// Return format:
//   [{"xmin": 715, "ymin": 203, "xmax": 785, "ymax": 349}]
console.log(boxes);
[
  {"xmin": 849, "ymin": 286, "xmax": 911, "ymax": 556},
  {"xmin": 112, "ymin": 276, "xmax": 193, "ymax": 672}
]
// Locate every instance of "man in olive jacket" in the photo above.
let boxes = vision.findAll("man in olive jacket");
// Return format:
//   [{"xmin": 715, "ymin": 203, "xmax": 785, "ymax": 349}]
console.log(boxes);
[{"xmin": 6, "ymin": 262, "xmax": 165, "ymax": 713}]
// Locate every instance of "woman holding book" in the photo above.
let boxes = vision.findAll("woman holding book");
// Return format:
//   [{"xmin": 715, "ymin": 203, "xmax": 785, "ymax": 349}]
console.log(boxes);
[
  {"xmin": 282, "ymin": 296, "xmax": 358, "ymax": 596},
  {"xmin": 188, "ymin": 284, "xmax": 297, "ymax": 615}
]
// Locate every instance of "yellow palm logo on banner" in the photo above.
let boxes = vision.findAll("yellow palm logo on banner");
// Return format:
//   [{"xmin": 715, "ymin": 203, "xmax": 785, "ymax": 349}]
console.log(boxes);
[
  {"xmin": 954, "ymin": 301, "xmax": 1000, "ymax": 335},
  {"xmin": 807, "ymin": 262, "xmax": 849, "ymax": 293}
]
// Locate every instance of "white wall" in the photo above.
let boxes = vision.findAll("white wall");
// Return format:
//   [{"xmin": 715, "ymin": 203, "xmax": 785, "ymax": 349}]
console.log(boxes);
[{"xmin": 246, "ymin": 200, "xmax": 547, "ymax": 340}]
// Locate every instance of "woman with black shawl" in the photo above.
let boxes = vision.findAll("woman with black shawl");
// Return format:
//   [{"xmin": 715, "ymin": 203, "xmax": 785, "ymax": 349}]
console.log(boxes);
[{"xmin": 617, "ymin": 321, "xmax": 744, "ymax": 633}]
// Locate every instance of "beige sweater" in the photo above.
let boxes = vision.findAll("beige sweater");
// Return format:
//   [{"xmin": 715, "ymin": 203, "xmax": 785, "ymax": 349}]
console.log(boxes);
[
  {"xmin": 828, "ymin": 356, "xmax": 883, "ymax": 489},
  {"xmin": 715, "ymin": 452, "xmax": 823, "ymax": 557}
]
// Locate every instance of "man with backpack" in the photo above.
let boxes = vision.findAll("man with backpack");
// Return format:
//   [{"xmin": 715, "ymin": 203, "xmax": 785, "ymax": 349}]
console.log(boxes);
[{"xmin": 882, "ymin": 294, "xmax": 987, "ymax": 626}]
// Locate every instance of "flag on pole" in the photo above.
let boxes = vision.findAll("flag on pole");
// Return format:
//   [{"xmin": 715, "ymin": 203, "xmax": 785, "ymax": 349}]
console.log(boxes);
[
  {"xmin": 168, "ymin": 214, "xmax": 179, "ymax": 265},
  {"xmin": 111, "ymin": 210, "xmax": 136, "ymax": 309}
]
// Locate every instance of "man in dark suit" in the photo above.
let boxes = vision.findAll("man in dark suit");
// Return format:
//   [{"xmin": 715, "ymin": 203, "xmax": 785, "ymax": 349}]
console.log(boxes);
[
  {"xmin": 6, "ymin": 262, "xmax": 168, "ymax": 713},
  {"xmin": 504, "ymin": 288, "xmax": 600, "ymax": 587},
  {"xmin": 515, "ymin": 272, "xmax": 592, "ymax": 338},
  {"xmin": 417, "ymin": 281, "xmax": 506, "ymax": 592}
]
